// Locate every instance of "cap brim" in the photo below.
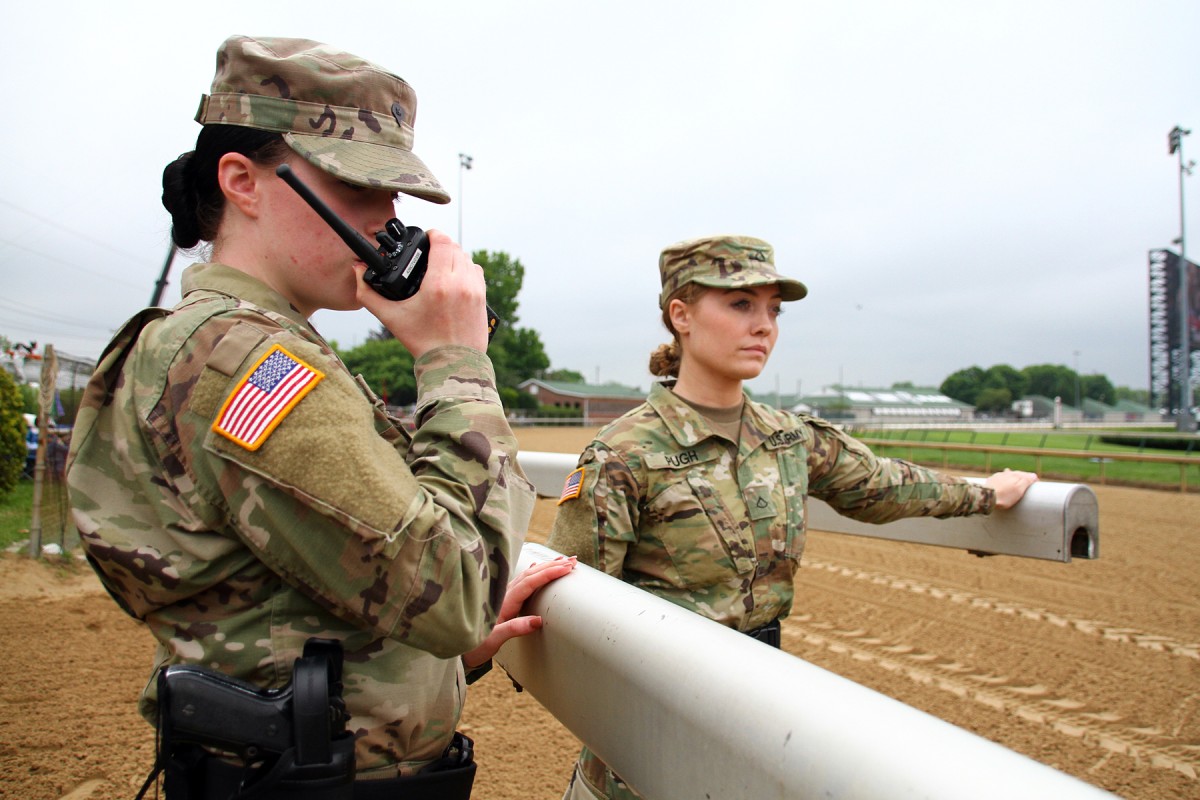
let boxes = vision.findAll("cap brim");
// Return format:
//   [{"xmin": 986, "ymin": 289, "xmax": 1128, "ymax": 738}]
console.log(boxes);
[
  {"xmin": 691, "ymin": 275, "xmax": 809, "ymax": 301},
  {"xmin": 284, "ymin": 133, "xmax": 451, "ymax": 204}
]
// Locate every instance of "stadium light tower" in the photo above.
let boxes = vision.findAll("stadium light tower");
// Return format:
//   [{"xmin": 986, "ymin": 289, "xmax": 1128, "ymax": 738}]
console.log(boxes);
[
  {"xmin": 1168, "ymin": 126, "xmax": 1196, "ymax": 432},
  {"xmin": 458, "ymin": 153, "xmax": 473, "ymax": 247}
]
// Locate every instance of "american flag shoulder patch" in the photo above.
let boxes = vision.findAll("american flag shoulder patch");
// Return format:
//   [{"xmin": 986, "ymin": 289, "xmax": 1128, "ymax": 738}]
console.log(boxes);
[
  {"xmin": 558, "ymin": 467, "xmax": 585, "ymax": 505},
  {"xmin": 212, "ymin": 344, "xmax": 325, "ymax": 451}
]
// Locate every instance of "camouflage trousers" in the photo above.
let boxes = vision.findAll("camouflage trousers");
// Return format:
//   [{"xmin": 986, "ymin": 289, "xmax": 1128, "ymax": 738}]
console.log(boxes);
[{"xmin": 561, "ymin": 748, "xmax": 644, "ymax": 800}]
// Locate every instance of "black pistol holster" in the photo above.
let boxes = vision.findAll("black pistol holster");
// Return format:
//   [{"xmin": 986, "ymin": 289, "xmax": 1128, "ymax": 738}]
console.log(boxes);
[
  {"xmin": 744, "ymin": 619, "xmax": 782, "ymax": 649},
  {"xmin": 138, "ymin": 638, "xmax": 355, "ymax": 800}
]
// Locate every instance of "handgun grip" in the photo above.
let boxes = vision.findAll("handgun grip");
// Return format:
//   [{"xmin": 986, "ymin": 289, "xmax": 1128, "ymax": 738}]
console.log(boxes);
[{"xmin": 158, "ymin": 665, "xmax": 294, "ymax": 757}]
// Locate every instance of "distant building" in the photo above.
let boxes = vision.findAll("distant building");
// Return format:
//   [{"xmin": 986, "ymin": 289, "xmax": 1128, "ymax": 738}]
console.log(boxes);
[
  {"xmin": 746, "ymin": 391, "xmax": 804, "ymax": 411},
  {"xmin": 518, "ymin": 379, "xmax": 646, "ymax": 423},
  {"xmin": 1080, "ymin": 398, "xmax": 1124, "ymax": 423},
  {"xmin": 516, "ymin": 379, "xmax": 1164, "ymax": 428},
  {"xmin": 791, "ymin": 386, "xmax": 976, "ymax": 424},
  {"xmin": 1011, "ymin": 395, "xmax": 1083, "ymax": 424},
  {"xmin": 1012, "ymin": 395, "xmax": 1160, "ymax": 425},
  {"xmin": 1110, "ymin": 399, "xmax": 1160, "ymax": 423},
  {"xmin": 1, "ymin": 344, "xmax": 94, "ymax": 390}
]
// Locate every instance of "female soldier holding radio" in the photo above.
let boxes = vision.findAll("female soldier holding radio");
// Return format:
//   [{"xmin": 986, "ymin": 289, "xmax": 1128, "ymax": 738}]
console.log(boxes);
[{"xmin": 68, "ymin": 35, "xmax": 571, "ymax": 799}]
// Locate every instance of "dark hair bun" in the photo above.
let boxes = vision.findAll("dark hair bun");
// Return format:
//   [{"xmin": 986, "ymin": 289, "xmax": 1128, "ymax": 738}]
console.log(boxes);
[{"xmin": 161, "ymin": 152, "xmax": 202, "ymax": 249}]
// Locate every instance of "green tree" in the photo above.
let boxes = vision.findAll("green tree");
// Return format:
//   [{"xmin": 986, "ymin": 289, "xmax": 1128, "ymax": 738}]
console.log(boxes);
[
  {"xmin": 941, "ymin": 363, "xmax": 1128, "ymax": 410},
  {"xmin": 19, "ymin": 384, "xmax": 37, "ymax": 416},
  {"xmin": 1081, "ymin": 374, "xmax": 1116, "ymax": 405},
  {"xmin": 0, "ymin": 369, "xmax": 25, "ymax": 499},
  {"xmin": 488, "ymin": 326, "xmax": 550, "ymax": 393},
  {"xmin": 940, "ymin": 366, "xmax": 986, "ymax": 405},
  {"xmin": 1022, "ymin": 364, "xmax": 1078, "ymax": 403},
  {"xmin": 354, "ymin": 249, "xmax": 552, "ymax": 399},
  {"xmin": 339, "ymin": 339, "xmax": 416, "ymax": 406},
  {"xmin": 1115, "ymin": 386, "xmax": 1150, "ymax": 405},
  {"xmin": 477, "ymin": 249, "xmax": 524, "ymax": 326},
  {"xmin": 982, "ymin": 364, "xmax": 1028, "ymax": 399},
  {"xmin": 473, "ymin": 249, "xmax": 550, "ymax": 389},
  {"xmin": 974, "ymin": 386, "xmax": 1013, "ymax": 415},
  {"xmin": 542, "ymin": 368, "xmax": 586, "ymax": 383}
]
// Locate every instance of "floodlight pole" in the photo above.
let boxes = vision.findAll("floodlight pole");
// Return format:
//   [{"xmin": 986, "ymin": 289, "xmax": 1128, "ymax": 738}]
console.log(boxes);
[
  {"xmin": 458, "ymin": 153, "xmax": 473, "ymax": 248},
  {"xmin": 1169, "ymin": 126, "xmax": 1196, "ymax": 432}
]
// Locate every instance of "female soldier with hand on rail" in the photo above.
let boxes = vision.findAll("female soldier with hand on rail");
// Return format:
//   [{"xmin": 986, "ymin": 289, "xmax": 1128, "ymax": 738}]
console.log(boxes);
[{"xmin": 547, "ymin": 234, "xmax": 1036, "ymax": 800}]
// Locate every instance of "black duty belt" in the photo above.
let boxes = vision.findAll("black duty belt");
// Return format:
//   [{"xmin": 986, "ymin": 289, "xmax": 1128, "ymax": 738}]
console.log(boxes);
[
  {"xmin": 193, "ymin": 732, "xmax": 476, "ymax": 799},
  {"xmin": 355, "ymin": 732, "xmax": 476, "ymax": 800},
  {"xmin": 743, "ymin": 619, "xmax": 781, "ymax": 649}
]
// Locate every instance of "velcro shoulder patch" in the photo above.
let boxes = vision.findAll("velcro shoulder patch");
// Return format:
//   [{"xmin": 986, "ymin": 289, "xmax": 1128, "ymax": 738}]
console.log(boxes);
[
  {"xmin": 558, "ymin": 467, "xmax": 585, "ymax": 505},
  {"xmin": 212, "ymin": 344, "xmax": 324, "ymax": 451}
]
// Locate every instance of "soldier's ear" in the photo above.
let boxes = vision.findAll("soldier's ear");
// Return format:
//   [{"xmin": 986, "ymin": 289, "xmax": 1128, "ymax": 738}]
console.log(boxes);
[
  {"xmin": 667, "ymin": 298, "xmax": 692, "ymax": 336},
  {"xmin": 217, "ymin": 152, "xmax": 262, "ymax": 220}
]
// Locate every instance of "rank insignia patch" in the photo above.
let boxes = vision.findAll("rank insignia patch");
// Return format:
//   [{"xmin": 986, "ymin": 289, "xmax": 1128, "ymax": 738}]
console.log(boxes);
[
  {"xmin": 558, "ymin": 467, "xmax": 585, "ymax": 505},
  {"xmin": 213, "ymin": 345, "xmax": 324, "ymax": 451}
]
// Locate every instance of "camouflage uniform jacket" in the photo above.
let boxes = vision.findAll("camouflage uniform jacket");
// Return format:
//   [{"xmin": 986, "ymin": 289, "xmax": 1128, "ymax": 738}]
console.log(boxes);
[
  {"xmin": 66, "ymin": 262, "xmax": 533, "ymax": 777},
  {"xmin": 549, "ymin": 381, "xmax": 994, "ymax": 631},
  {"xmin": 549, "ymin": 382, "xmax": 995, "ymax": 800}
]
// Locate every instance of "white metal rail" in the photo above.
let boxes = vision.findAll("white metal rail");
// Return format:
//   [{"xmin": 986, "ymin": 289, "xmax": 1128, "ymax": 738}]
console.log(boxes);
[
  {"xmin": 497, "ymin": 543, "xmax": 1117, "ymax": 800},
  {"xmin": 516, "ymin": 450, "xmax": 1099, "ymax": 562}
]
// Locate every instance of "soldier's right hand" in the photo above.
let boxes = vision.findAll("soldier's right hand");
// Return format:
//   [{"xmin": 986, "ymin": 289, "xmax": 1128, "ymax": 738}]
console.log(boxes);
[{"xmin": 356, "ymin": 229, "xmax": 490, "ymax": 357}]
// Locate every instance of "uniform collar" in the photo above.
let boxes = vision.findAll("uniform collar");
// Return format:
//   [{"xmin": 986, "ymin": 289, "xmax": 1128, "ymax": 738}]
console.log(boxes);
[
  {"xmin": 647, "ymin": 382, "xmax": 718, "ymax": 447},
  {"xmin": 739, "ymin": 396, "xmax": 789, "ymax": 452},
  {"xmin": 647, "ymin": 382, "xmax": 795, "ymax": 453},
  {"xmin": 180, "ymin": 262, "xmax": 314, "ymax": 330}
]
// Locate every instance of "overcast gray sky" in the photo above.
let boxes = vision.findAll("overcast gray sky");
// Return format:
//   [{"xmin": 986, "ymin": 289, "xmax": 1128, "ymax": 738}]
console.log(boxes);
[{"xmin": 3, "ymin": 0, "xmax": 1197, "ymax": 398}]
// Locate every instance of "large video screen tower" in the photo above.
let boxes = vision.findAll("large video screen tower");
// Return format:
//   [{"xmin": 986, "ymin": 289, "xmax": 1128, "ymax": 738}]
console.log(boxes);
[{"xmin": 1148, "ymin": 249, "xmax": 1200, "ymax": 413}]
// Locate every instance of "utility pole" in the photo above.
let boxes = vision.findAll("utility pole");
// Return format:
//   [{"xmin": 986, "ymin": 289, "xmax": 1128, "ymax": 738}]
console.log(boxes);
[
  {"xmin": 150, "ymin": 244, "xmax": 176, "ymax": 306},
  {"xmin": 1169, "ymin": 126, "xmax": 1196, "ymax": 432}
]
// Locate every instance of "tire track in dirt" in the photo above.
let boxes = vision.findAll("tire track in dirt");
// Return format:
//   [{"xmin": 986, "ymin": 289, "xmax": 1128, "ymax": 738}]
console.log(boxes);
[
  {"xmin": 784, "ymin": 613, "xmax": 1200, "ymax": 781},
  {"xmin": 802, "ymin": 557, "xmax": 1200, "ymax": 660}
]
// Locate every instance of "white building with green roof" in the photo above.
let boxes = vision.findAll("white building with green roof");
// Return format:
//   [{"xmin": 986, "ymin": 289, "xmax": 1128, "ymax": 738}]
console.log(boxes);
[{"xmin": 790, "ymin": 386, "xmax": 976, "ymax": 424}]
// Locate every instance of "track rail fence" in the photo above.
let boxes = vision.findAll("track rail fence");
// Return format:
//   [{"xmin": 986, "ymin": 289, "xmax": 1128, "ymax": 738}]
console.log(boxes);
[{"xmin": 857, "ymin": 437, "xmax": 1199, "ymax": 492}]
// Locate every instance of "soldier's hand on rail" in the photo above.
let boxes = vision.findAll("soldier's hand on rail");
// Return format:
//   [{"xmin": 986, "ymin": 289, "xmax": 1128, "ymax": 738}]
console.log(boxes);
[
  {"xmin": 984, "ymin": 468, "xmax": 1039, "ymax": 510},
  {"xmin": 462, "ymin": 555, "xmax": 577, "ymax": 670}
]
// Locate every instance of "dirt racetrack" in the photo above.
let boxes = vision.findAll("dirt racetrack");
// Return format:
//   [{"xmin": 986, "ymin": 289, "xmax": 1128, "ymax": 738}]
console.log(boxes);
[{"xmin": 1, "ymin": 426, "xmax": 1197, "ymax": 799}]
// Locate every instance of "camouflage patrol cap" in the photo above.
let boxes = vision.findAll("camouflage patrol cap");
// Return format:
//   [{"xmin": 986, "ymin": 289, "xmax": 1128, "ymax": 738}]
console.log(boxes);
[
  {"xmin": 658, "ymin": 235, "xmax": 808, "ymax": 308},
  {"xmin": 195, "ymin": 35, "xmax": 449, "ymax": 204}
]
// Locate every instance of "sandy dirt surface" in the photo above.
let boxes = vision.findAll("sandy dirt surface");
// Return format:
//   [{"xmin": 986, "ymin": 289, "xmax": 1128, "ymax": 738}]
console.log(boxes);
[{"xmin": 2, "ymin": 427, "xmax": 1196, "ymax": 799}]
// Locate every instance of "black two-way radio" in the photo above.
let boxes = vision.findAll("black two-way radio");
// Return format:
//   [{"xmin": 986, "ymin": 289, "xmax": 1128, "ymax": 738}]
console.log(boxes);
[{"xmin": 276, "ymin": 164, "xmax": 498, "ymax": 339}]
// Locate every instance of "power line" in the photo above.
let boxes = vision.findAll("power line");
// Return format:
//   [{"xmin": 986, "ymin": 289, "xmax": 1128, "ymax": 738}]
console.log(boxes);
[
  {"xmin": 0, "ymin": 299, "xmax": 123, "ymax": 334},
  {"xmin": 0, "ymin": 237, "xmax": 147, "ymax": 291},
  {"xmin": 0, "ymin": 196, "xmax": 158, "ymax": 267}
]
